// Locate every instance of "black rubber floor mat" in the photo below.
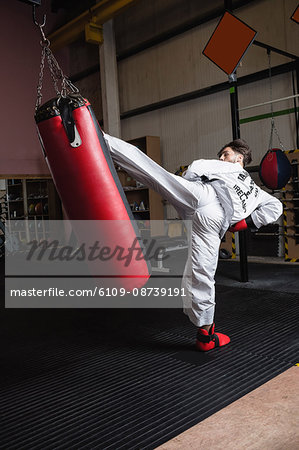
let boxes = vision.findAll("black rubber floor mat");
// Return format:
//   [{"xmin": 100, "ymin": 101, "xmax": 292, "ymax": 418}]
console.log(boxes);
[{"xmin": 0, "ymin": 286, "xmax": 298, "ymax": 449}]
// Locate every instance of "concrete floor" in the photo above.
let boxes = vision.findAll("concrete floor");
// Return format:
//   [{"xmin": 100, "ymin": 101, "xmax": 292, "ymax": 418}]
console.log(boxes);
[{"xmin": 157, "ymin": 366, "xmax": 299, "ymax": 450}]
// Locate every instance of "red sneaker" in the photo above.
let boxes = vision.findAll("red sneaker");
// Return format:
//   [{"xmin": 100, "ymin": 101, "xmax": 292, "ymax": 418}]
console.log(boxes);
[{"xmin": 196, "ymin": 323, "xmax": 230, "ymax": 351}]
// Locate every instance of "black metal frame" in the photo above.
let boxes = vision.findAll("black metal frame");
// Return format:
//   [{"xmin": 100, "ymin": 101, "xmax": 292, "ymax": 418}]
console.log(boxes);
[{"xmin": 17, "ymin": 0, "xmax": 41, "ymax": 6}]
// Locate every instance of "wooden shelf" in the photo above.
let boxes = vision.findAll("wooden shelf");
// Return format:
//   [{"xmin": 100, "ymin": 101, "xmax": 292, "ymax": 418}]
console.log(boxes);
[
  {"xmin": 6, "ymin": 178, "xmax": 62, "ymax": 221},
  {"xmin": 123, "ymin": 187, "xmax": 147, "ymax": 192},
  {"xmin": 132, "ymin": 209, "xmax": 150, "ymax": 213}
]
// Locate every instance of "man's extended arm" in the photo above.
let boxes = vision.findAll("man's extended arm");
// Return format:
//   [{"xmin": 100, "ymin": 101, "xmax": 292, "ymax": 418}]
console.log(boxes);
[
  {"xmin": 250, "ymin": 189, "xmax": 283, "ymax": 228},
  {"xmin": 229, "ymin": 190, "xmax": 282, "ymax": 232}
]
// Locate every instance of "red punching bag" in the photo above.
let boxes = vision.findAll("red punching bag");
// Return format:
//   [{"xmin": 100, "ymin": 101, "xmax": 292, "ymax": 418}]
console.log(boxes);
[
  {"xmin": 33, "ymin": 23, "xmax": 151, "ymax": 290},
  {"xmin": 35, "ymin": 95, "xmax": 150, "ymax": 290}
]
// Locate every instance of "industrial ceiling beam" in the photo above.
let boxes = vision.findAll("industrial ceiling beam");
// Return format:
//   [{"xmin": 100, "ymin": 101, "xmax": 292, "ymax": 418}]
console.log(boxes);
[{"xmin": 48, "ymin": 0, "xmax": 138, "ymax": 51}]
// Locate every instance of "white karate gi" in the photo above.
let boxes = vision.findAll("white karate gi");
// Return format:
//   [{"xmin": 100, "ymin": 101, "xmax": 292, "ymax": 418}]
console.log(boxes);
[{"xmin": 103, "ymin": 133, "xmax": 283, "ymax": 327}]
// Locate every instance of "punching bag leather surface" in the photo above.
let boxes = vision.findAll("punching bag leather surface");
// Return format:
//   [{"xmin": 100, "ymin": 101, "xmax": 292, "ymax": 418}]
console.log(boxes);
[
  {"xmin": 35, "ymin": 94, "xmax": 150, "ymax": 289},
  {"xmin": 259, "ymin": 148, "xmax": 292, "ymax": 190}
]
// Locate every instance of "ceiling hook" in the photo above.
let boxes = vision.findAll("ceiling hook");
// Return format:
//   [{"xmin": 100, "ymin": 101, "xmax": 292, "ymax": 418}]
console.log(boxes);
[{"xmin": 32, "ymin": 4, "xmax": 46, "ymax": 28}]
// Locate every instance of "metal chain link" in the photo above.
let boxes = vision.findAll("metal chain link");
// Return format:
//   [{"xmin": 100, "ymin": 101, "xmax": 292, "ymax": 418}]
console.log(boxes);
[
  {"xmin": 35, "ymin": 42, "xmax": 46, "ymax": 110},
  {"xmin": 269, "ymin": 118, "xmax": 285, "ymax": 150},
  {"xmin": 35, "ymin": 22, "xmax": 80, "ymax": 111},
  {"xmin": 46, "ymin": 47, "xmax": 64, "ymax": 96},
  {"xmin": 267, "ymin": 51, "xmax": 285, "ymax": 151}
]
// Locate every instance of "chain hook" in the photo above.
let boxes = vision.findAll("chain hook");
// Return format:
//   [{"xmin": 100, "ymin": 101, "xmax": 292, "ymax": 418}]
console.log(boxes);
[
  {"xmin": 32, "ymin": 5, "xmax": 47, "ymax": 42},
  {"xmin": 32, "ymin": 4, "xmax": 46, "ymax": 27},
  {"xmin": 34, "ymin": 4, "xmax": 81, "ymax": 111}
]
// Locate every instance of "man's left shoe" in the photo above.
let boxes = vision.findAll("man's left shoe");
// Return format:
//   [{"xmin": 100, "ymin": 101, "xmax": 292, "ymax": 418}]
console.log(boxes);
[{"xmin": 196, "ymin": 323, "xmax": 230, "ymax": 351}]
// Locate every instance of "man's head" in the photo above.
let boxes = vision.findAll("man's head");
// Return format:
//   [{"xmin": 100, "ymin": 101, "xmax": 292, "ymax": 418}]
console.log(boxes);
[{"xmin": 217, "ymin": 139, "xmax": 252, "ymax": 167}]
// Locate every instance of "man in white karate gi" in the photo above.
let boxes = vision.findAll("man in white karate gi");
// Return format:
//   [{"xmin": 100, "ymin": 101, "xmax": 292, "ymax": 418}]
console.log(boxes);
[{"xmin": 103, "ymin": 134, "xmax": 283, "ymax": 351}]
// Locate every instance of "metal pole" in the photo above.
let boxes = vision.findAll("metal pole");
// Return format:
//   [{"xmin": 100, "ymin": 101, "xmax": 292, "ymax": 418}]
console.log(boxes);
[
  {"xmin": 229, "ymin": 73, "xmax": 248, "ymax": 282},
  {"xmin": 239, "ymin": 94, "xmax": 299, "ymax": 111},
  {"xmin": 295, "ymin": 60, "xmax": 299, "ymax": 149},
  {"xmin": 224, "ymin": 0, "xmax": 233, "ymax": 10}
]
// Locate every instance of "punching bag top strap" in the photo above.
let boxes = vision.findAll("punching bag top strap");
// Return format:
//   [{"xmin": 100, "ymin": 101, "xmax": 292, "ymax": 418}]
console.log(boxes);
[
  {"xmin": 57, "ymin": 97, "xmax": 82, "ymax": 148},
  {"xmin": 35, "ymin": 94, "xmax": 86, "ymax": 124},
  {"xmin": 35, "ymin": 94, "xmax": 85, "ymax": 148}
]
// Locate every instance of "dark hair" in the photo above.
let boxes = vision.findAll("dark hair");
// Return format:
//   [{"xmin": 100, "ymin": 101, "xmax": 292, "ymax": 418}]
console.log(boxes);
[{"xmin": 217, "ymin": 139, "xmax": 252, "ymax": 167}]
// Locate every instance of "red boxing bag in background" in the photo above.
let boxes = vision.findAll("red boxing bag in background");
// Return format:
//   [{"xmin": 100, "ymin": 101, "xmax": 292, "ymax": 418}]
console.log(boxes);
[
  {"xmin": 35, "ymin": 94, "xmax": 150, "ymax": 290},
  {"xmin": 259, "ymin": 148, "xmax": 292, "ymax": 190}
]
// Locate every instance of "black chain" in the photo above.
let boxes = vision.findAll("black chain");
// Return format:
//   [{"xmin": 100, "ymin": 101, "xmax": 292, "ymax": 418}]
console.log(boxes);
[{"xmin": 35, "ymin": 21, "xmax": 79, "ymax": 111}]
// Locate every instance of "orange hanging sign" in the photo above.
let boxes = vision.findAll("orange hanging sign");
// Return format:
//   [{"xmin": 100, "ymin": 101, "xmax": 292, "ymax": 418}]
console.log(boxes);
[
  {"xmin": 291, "ymin": 4, "xmax": 299, "ymax": 24},
  {"xmin": 203, "ymin": 11, "xmax": 257, "ymax": 75}
]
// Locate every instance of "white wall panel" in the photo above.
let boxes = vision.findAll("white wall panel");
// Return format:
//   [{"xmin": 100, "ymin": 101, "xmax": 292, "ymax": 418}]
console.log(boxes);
[
  {"xmin": 121, "ymin": 88, "xmax": 297, "ymax": 219},
  {"xmin": 239, "ymin": 72, "xmax": 297, "ymax": 164},
  {"xmin": 233, "ymin": 0, "xmax": 297, "ymax": 78},
  {"xmin": 240, "ymin": 113, "xmax": 296, "ymax": 165},
  {"xmin": 121, "ymin": 75, "xmax": 297, "ymax": 172},
  {"xmin": 121, "ymin": 74, "xmax": 297, "ymax": 169},
  {"xmin": 237, "ymin": 0, "xmax": 299, "ymax": 65},
  {"xmin": 121, "ymin": 90, "xmax": 232, "ymax": 172},
  {"xmin": 239, "ymin": 73, "xmax": 294, "ymax": 113},
  {"xmin": 118, "ymin": 18, "xmax": 227, "ymax": 112},
  {"xmin": 114, "ymin": 0, "xmax": 224, "ymax": 54},
  {"xmin": 118, "ymin": 0, "xmax": 298, "ymax": 113}
]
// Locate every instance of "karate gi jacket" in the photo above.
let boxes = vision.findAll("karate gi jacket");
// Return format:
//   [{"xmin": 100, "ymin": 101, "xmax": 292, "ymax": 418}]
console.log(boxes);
[{"xmin": 182, "ymin": 159, "xmax": 283, "ymax": 238}]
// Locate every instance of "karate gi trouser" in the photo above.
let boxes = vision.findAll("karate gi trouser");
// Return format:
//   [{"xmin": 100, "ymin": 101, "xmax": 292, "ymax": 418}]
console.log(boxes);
[{"xmin": 104, "ymin": 133, "xmax": 225, "ymax": 327}]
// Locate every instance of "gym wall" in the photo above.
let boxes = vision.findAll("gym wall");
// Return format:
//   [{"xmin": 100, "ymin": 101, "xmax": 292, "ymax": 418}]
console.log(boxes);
[
  {"xmin": 0, "ymin": 0, "xmax": 68, "ymax": 177},
  {"xmin": 115, "ymin": 0, "xmax": 298, "ymax": 172},
  {"xmin": 2, "ymin": 0, "xmax": 297, "ymax": 182},
  {"xmin": 238, "ymin": 72, "xmax": 297, "ymax": 158},
  {"xmin": 68, "ymin": 40, "xmax": 103, "ymax": 121}
]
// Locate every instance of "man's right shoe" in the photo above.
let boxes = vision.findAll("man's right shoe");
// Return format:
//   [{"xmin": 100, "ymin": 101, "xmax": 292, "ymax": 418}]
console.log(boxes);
[{"xmin": 196, "ymin": 323, "xmax": 230, "ymax": 351}]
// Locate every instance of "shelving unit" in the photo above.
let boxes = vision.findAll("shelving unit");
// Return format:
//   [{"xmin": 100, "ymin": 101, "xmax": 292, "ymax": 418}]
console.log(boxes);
[
  {"xmin": 116, "ymin": 136, "xmax": 164, "ymax": 236},
  {"xmin": 6, "ymin": 178, "xmax": 62, "ymax": 243},
  {"xmin": 6, "ymin": 180, "xmax": 25, "ymax": 220},
  {"xmin": 0, "ymin": 182, "xmax": 6, "ymax": 258}
]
